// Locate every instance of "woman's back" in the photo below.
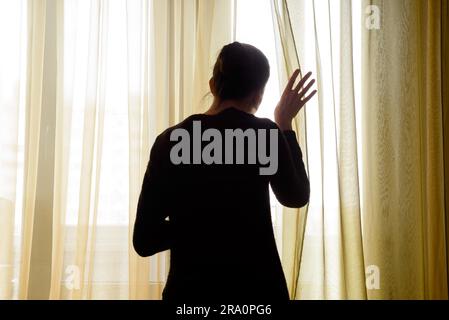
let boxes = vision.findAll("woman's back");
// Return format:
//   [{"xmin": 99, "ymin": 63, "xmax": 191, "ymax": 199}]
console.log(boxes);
[{"xmin": 134, "ymin": 107, "xmax": 309, "ymax": 301}]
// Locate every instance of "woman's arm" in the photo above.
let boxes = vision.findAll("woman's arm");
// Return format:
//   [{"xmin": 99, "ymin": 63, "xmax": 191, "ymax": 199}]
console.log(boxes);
[
  {"xmin": 270, "ymin": 128, "xmax": 310, "ymax": 208},
  {"xmin": 133, "ymin": 136, "xmax": 172, "ymax": 257},
  {"xmin": 270, "ymin": 69, "xmax": 316, "ymax": 208}
]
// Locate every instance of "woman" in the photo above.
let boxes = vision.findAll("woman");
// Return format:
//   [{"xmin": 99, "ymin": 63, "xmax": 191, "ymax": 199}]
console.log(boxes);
[{"xmin": 133, "ymin": 42, "xmax": 316, "ymax": 301}]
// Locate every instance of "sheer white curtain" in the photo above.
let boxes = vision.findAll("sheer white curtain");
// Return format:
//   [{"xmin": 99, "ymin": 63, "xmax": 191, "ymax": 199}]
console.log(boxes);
[
  {"xmin": 0, "ymin": 0, "xmax": 46, "ymax": 299},
  {"xmin": 0, "ymin": 0, "xmax": 235, "ymax": 300},
  {"xmin": 272, "ymin": 0, "xmax": 367, "ymax": 299}
]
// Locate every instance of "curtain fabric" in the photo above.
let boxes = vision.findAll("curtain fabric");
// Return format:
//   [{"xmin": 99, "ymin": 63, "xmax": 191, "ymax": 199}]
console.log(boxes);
[
  {"xmin": 272, "ymin": 0, "xmax": 366, "ymax": 299},
  {"xmin": 0, "ymin": 0, "xmax": 235, "ymax": 300},
  {"xmin": 270, "ymin": 0, "xmax": 309, "ymax": 299},
  {"xmin": 2, "ymin": 0, "xmax": 448, "ymax": 301},
  {"xmin": 442, "ymin": 0, "xmax": 449, "ymax": 298},
  {"xmin": 0, "ymin": 0, "xmax": 47, "ymax": 299},
  {"xmin": 362, "ymin": 0, "xmax": 448, "ymax": 299},
  {"xmin": 273, "ymin": 0, "xmax": 449, "ymax": 299}
]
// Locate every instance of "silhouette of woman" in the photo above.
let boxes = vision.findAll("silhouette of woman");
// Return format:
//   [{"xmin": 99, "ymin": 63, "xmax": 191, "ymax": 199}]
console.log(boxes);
[{"xmin": 133, "ymin": 42, "xmax": 316, "ymax": 302}]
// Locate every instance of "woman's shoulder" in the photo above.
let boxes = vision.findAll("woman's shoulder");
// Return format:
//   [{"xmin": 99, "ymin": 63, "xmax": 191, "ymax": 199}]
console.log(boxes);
[
  {"xmin": 155, "ymin": 111, "xmax": 280, "ymax": 144},
  {"xmin": 254, "ymin": 116, "xmax": 279, "ymax": 130}
]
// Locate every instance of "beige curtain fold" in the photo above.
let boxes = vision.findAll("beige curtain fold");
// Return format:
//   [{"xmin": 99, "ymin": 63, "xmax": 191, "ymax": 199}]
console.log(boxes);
[
  {"xmin": 0, "ymin": 0, "xmax": 235, "ymax": 300},
  {"xmin": 71, "ymin": 0, "xmax": 109, "ymax": 300},
  {"xmin": 126, "ymin": 0, "xmax": 153, "ymax": 300},
  {"xmin": 19, "ymin": 0, "xmax": 47, "ymax": 299},
  {"xmin": 0, "ymin": 0, "xmax": 33, "ymax": 300},
  {"xmin": 272, "ymin": 0, "xmax": 367, "ymax": 299},
  {"xmin": 49, "ymin": 0, "xmax": 68, "ymax": 300},
  {"xmin": 0, "ymin": 0, "xmax": 55, "ymax": 300},
  {"xmin": 442, "ymin": 0, "xmax": 449, "ymax": 298},
  {"xmin": 362, "ymin": 0, "xmax": 448, "ymax": 299},
  {"xmin": 45, "ymin": 0, "xmax": 110, "ymax": 300},
  {"xmin": 270, "ymin": 0, "xmax": 309, "ymax": 299}
]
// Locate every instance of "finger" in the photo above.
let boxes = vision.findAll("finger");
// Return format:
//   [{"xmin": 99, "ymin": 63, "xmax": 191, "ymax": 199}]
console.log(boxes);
[
  {"xmin": 301, "ymin": 90, "xmax": 317, "ymax": 105},
  {"xmin": 283, "ymin": 69, "xmax": 301, "ymax": 94},
  {"xmin": 293, "ymin": 71, "xmax": 313, "ymax": 92},
  {"xmin": 298, "ymin": 79, "xmax": 315, "ymax": 99}
]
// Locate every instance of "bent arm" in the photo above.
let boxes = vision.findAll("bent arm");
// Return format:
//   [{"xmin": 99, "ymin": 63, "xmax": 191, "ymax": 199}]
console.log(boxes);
[
  {"xmin": 270, "ymin": 129, "xmax": 310, "ymax": 208},
  {"xmin": 133, "ymin": 137, "xmax": 172, "ymax": 257}
]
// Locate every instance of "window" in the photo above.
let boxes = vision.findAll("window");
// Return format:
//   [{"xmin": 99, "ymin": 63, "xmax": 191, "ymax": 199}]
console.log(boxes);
[
  {"xmin": 0, "ymin": 0, "xmax": 28, "ymax": 300},
  {"xmin": 58, "ymin": 0, "xmax": 286, "ymax": 297},
  {"xmin": 3, "ymin": 0, "xmax": 298, "ymax": 299},
  {"xmin": 235, "ymin": 0, "xmax": 285, "ymax": 253},
  {"xmin": 61, "ymin": 1, "xmax": 131, "ymax": 299}
]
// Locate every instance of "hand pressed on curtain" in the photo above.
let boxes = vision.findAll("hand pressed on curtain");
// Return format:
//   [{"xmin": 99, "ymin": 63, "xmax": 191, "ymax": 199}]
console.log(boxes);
[{"xmin": 274, "ymin": 70, "xmax": 317, "ymax": 131}]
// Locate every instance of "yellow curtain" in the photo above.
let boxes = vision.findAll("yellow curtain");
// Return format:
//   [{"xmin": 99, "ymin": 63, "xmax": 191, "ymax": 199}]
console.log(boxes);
[
  {"xmin": 442, "ymin": 0, "xmax": 449, "ymax": 298},
  {"xmin": 273, "ymin": 0, "xmax": 449, "ymax": 300},
  {"xmin": 362, "ymin": 0, "xmax": 448, "ymax": 299},
  {"xmin": 3, "ymin": 0, "xmax": 448, "ymax": 301}
]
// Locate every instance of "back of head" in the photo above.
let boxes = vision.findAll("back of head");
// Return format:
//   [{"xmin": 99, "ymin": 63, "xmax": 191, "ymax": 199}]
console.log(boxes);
[{"xmin": 212, "ymin": 42, "xmax": 270, "ymax": 101}]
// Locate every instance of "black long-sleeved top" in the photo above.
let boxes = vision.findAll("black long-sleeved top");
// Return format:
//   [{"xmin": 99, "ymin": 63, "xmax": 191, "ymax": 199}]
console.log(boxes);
[{"xmin": 133, "ymin": 107, "xmax": 309, "ymax": 302}]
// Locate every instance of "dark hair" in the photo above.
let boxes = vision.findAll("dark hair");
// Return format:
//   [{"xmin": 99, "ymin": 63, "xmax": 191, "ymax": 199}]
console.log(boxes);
[{"xmin": 212, "ymin": 42, "xmax": 270, "ymax": 101}]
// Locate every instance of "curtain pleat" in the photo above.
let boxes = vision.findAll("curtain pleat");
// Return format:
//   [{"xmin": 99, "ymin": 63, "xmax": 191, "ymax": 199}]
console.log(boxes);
[
  {"xmin": 441, "ymin": 0, "xmax": 449, "ymax": 299},
  {"xmin": 362, "ymin": 0, "xmax": 448, "ymax": 299},
  {"xmin": 271, "ymin": 0, "xmax": 309, "ymax": 299},
  {"xmin": 272, "ymin": 0, "xmax": 366, "ymax": 299},
  {"xmin": 19, "ymin": 0, "xmax": 47, "ymax": 299},
  {"xmin": 66, "ymin": 0, "xmax": 109, "ymax": 300},
  {"xmin": 49, "ymin": 0, "xmax": 68, "ymax": 300},
  {"xmin": 335, "ymin": 0, "xmax": 366, "ymax": 299},
  {"xmin": 0, "ymin": 0, "xmax": 29, "ymax": 300},
  {"xmin": 126, "ymin": 0, "xmax": 152, "ymax": 300}
]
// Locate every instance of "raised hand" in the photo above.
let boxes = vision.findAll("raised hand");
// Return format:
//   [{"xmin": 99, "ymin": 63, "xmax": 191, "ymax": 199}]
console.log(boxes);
[{"xmin": 274, "ymin": 69, "xmax": 317, "ymax": 130}]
